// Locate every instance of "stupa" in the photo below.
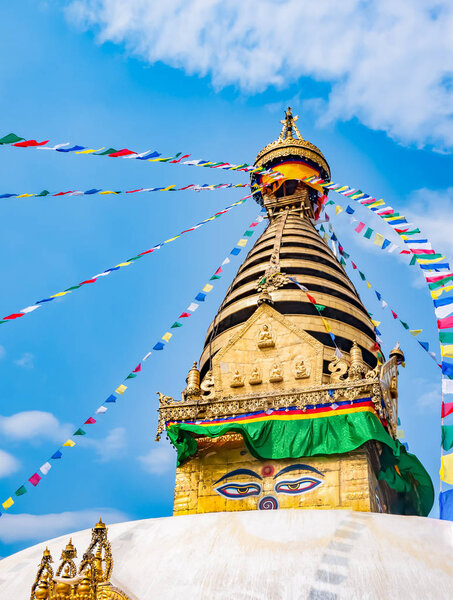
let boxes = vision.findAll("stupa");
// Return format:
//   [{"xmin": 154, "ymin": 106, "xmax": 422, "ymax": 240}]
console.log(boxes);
[{"xmin": 1, "ymin": 109, "xmax": 452, "ymax": 600}]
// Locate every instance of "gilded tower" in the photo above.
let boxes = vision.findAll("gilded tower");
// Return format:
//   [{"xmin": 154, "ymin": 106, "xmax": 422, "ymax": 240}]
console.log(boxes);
[{"xmin": 156, "ymin": 109, "xmax": 433, "ymax": 518}]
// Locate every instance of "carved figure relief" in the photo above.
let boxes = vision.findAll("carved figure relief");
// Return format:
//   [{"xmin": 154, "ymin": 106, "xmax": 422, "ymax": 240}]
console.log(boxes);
[
  {"xmin": 257, "ymin": 323, "xmax": 275, "ymax": 348},
  {"xmin": 269, "ymin": 364, "xmax": 283, "ymax": 383},
  {"xmin": 230, "ymin": 369, "xmax": 245, "ymax": 388},
  {"xmin": 328, "ymin": 356, "xmax": 349, "ymax": 382},
  {"xmin": 249, "ymin": 368, "xmax": 262, "ymax": 385},
  {"xmin": 200, "ymin": 370, "xmax": 215, "ymax": 399},
  {"xmin": 294, "ymin": 359, "xmax": 310, "ymax": 379}
]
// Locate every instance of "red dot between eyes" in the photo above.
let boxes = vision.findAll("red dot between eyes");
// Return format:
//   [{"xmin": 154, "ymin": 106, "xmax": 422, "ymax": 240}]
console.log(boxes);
[{"xmin": 261, "ymin": 465, "xmax": 274, "ymax": 477}]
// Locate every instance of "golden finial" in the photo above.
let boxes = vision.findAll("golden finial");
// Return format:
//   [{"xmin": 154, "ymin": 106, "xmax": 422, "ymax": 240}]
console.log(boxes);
[
  {"xmin": 279, "ymin": 107, "xmax": 303, "ymax": 141},
  {"xmin": 60, "ymin": 538, "xmax": 77, "ymax": 560},
  {"xmin": 183, "ymin": 361, "xmax": 201, "ymax": 399},
  {"xmin": 94, "ymin": 518, "xmax": 106, "ymax": 530},
  {"xmin": 390, "ymin": 342, "xmax": 405, "ymax": 365}
]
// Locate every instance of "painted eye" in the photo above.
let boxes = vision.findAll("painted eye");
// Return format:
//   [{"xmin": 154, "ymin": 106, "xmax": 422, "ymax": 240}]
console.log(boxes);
[
  {"xmin": 275, "ymin": 477, "xmax": 322, "ymax": 494},
  {"xmin": 215, "ymin": 482, "xmax": 261, "ymax": 499}
]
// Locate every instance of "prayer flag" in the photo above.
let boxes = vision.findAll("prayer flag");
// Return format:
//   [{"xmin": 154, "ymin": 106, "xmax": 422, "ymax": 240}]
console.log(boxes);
[
  {"xmin": 392, "ymin": 312, "xmax": 398, "ymax": 321},
  {"xmin": 210, "ymin": 275, "xmax": 221, "ymax": 280},
  {"xmin": 51, "ymin": 450, "xmax": 63, "ymax": 459},
  {"xmin": 442, "ymin": 401, "xmax": 453, "ymax": 418},
  {"xmin": 335, "ymin": 205, "xmax": 343, "ymax": 215},
  {"xmin": 0, "ymin": 133, "xmax": 24, "ymax": 144},
  {"xmin": 115, "ymin": 384, "xmax": 127, "ymax": 394},
  {"xmin": 40, "ymin": 462, "xmax": 52, "ymax": 475},
  {"xmin": 442, "ymin": 426, "xmax": 453, "ymax": 451},
  {"xmin": 162, "ymin": 332, "xmax": 172, "ymax": 343},
  {"xmin": 409, "ymin": 330, "xmax": 422, "ymax": 337},
  {"xmin": 314, "ymin": 304, "xmax": 326, "ymax": 312},
  {"xmin": 355, "ymin": 222, "xmax": 365, "ymax": 233},
  {"xmin": 230, "ymin": 248, "xmax": 241, "ymax": 255},
  {"xmin": 400, "ymin": 321, "xmax": 410, "ymax": 330},
  {"xmin": 13, "ymin": 139, "xmax": 49, "ymax": 147},
  {"xmin": 171, "ymin": 321, "xmax": 183, "ymax": 328},
  {"xmin": 359, "ymin": 271, "xmax": 366, "ymax": 281},
  {"xmin": 187, "ymin": 302, "xmax": 199, "ymax": 312},
  {"xmin": 375, "ymin": 291, "xmax": 382, "ymax": 301},
  {"xmin": 74, "ymin": 428, "xmax": 86, "ymax": 436},
  {"xmin": 442, "ymin": 361, "xmax": 453, "ymax": 377},
  {"xmin": 438, "ymin": 316, "xmax": 453, "ymax": 329},
  {"xmin": 374, "ymin": 233, "xmax": 384, "ymax": 247},
  {"xmin": 442, "ymin": 378, "xmax": 453, "ymax": 394},
  {"xmin": 105, "ymin": 395, "xmax": 116, "ymax": 403},
  {"xmin": 440, "ymin": 453, "xmax": 453, "ymax": 484},
  {"xmin": 202, "ymin": 284, "xmax": 214, "ymax": 293},
  {"xmin": 364, "ymin": 227, "xmax": 373, "ymax": 239},
  {"xmin": 346, "ymin": 205, "xmax": 355, "ymax": 214},
  {"xmin": 237, "ymin": 239, "xmax": 248, "ymax": 247},
  {"xmin": 153, "ymin": 342, "xmax": 164, "ymax": 351},
  {"xmin": 15, "ymin": 485, "xmax": 27, "ymax": 496},
  {"xmin": 2, "ymin": 497, "xmax": 14, "ymax": 510},
  {"xmin": 29, "ymin": 473, "xmax": 41, "ymax": 486},
  {"xmin": 306, "ymin": 294, "xmax": 316, "ymax": 304},
  {"xmin": 371, "ymin": 320, "xmax": 381, "ymax": 327},
  {"xmin": 439, "ymin": 489, "xmax": 453, "ymax": 521},
  {"xmin": 441, "ymin": 345, "xmax": 453, "ymax": 358},
  {"xmin": 95, "ymin": 406, "xmax": 108, "ymax": 414},
  {"xmin": 321, "ymin": 318, "xmax": 332, "ymax": 333},
  {"xmin": 85, "ymin": 417, "xmax": 96, "ymax": 424},
  {"xmin": 63, "ymin": 439, "xmax": 75, "ymax": 447},
  {"xmin": 436, "ymin": 305, "xmax": 453, "ymax": 320},
  {"xmin": 382, "ymin": 239, "xmax": 391, "ymax": 250},
  {"xmin": 179, "ymin": 312, "xmax": 191, "ymax": 318}
]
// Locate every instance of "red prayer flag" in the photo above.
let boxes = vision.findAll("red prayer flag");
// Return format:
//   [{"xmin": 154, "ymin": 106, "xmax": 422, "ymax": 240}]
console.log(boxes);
[
  {"xmin": 80, "ymin": 278, "xmax": 97, "ymax": 285},
  {"xmin": 355, "ymin": 222, "xmax": 365, "ymax": 233},
  {"xmin": 442, "ymin": 401, "xmax": 453, "ymax": 418},
  {"xmin": 29, "ymin": 473, "xmax": 41, "ymax": 486},
  {"xmin": 438, "ymin": 316, "xmax": 453, "ymax": 330},
  {"xmin": 306, "ymin": 294, "xmax": 317, "ymax": 304},
  {"xmin": 370, "ymin": 342, "xmax": 380, "ymax": 351},
  {"xmin": 3, "ymin": 313, "xmax": 25, "ymax": 320},
  {"xmin": 138, "ymin": 249, "xmax": 154, "ymax": 256},
  {"xmin": 179, "ymin": 312, "xmax": 191, "ymax": 318},
  {"xmin": 399, "ymin": 250, "xmax": 410, "ymax": 255},
  {"xmin": 214, "ymin": 267, "xmax": 222, "ymax": 275},
  {"xmin": 133, "ymin": 364, "xmax": 141, "ymax": 373},
  {"xmin": 426, "ymin": 273, "xmax": 453, "ymax": 283},
  {"xmin": 126, "ymin": 189, "xmax": 144, "ymax": 193},
  {"xmin": 351, "ymin": 261, "xmax": 357, "ymax": 269},
  {"xmin": 108, "ymin": 149, "xmax": 136, "ymax": 157},
  {"xmin": 391, "ymin": 310, "xmax": 398, "ymax": 319},
  {"xmin": 53, "ymin": 191, "xmax": 74, "ymax": 196},
  {"xmin": 249, "ymin": 222, "xmax": 259, "ymax": 227},
  {"xmin": 13, "ymin": 139, "xmax": 49, "ymax": 147},
  {"xmin": 84, "ymin": 417, "xmax": 96, "ymax": 424},
  {"xmin": 170, "ymin": 154, "xmax": 190, "ymax": 164}
]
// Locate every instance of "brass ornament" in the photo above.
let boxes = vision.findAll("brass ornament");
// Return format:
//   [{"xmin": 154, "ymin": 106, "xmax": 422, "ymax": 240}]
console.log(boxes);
[
  {"xmin": 269, "ymin": 363, "xmax": 283, "ymax": 383},
  {"xmin": 230, "ymin": 369, "xmax": 245, "ymax": 388},
  {"xmin": 257, "ymin": 324, "xmax": 275, "ymax": 348},
  {"xmin": 328, "ymin": 356, "xmax": 349, "ymax": 382},
  {"xmin": 248, "ymin": 368, "xmax": 262, "ymax": 385},
  {"xmin": 294, "ymin": 359, "xmax": 310, "ymax": 379}
]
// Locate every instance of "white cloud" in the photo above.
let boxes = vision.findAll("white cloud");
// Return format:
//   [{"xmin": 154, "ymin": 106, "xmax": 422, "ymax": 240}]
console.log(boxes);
[
  {"xmin": 415, "ymin": 379, "xmax": 442, "ymax": 411},
  {"xmin": 138, "ymin": 442, "xmax": 175, "ymax": 475},
  {"xmin": 81, "ymin": 427, "xmax": 127, "ymax": 462},
  {"xmin": 0, "ymin": 508, "xmax": 128, "ymax": 543},
  {"xmin": 0, "ymin": 449, "xmax": 20, "ymax": 478},
  {"xmin": 14, "ymin": 352, "xmax": 34, "ymax": 369},
  {"xmin": 0, "ymin": 411, "xmax": 72, "ymax": 443},
  {"xmin": 66, "ymin": 0, "xmax": 453, "ymax": 149},
  {"xmin": 406, "ymin": 187, "xmax": 453, "ymax": 261},
  {"xmin": 0, "ymin": 345, "xmax": 5, "ymax": 360}
]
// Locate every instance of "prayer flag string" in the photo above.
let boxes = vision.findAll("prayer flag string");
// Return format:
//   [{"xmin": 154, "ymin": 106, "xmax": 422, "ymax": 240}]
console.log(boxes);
[
  {"xmin": 0, "ymin": 211, "xmax": 266, "ymax": 514},
  {"xmin": 0, "ymin": 192, "xmax": 255, "ymax": 328}
]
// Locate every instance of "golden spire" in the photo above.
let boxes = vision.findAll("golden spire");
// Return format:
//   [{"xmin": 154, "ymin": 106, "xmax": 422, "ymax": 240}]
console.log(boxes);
[{"xmin": 279, "ymin": 107, "xmax": 303, "ymax": 141}]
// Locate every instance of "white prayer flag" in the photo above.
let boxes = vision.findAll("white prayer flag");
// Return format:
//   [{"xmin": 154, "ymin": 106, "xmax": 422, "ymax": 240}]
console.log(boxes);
[{"xmin": 40, "ymin": 462, "xmax": 52, "ymax": 475}]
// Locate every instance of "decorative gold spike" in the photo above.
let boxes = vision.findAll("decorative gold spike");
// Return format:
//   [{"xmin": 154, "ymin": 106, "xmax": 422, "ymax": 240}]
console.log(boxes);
[{"xmin": 182, "ymin": 361, "xmax": 201, "ymax": 399}]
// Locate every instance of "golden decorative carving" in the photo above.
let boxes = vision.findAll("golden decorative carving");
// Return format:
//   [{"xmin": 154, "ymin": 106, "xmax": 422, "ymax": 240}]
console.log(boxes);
[
  {"xmin": 269, "ymin": 363, "xmax": 283, "ymax": 383},
  {"xmin": 348, "ymin": 341, "xmax": 368, "ymax": 381},
  {"xmin": 294, "ymin": 359, "xmax": 310, "ymax": 379},
  {"xmin": 182, "ymin": 361, "xmax": 201, "ymax": 399},
  {"xmin": 328, "ymin": 356, "xmax": 349, "ymax": 382},
  {"xmin": 30, "ymin": 519, "xmax": 131, "ymax": 600},
  {"xmin": 257, "ymin": 323, "xmax": 275, "ymax": 348},
  {"xmin": 230, "ymin": 369, "xmax": 245, "ymax": 388},
  {"xmin": 249, "ymin": 368, "xmax": 262, "ymax": 385},
  {"xmin": 200, "ymin": 369, "xmax": 215, "ymax": 399}
]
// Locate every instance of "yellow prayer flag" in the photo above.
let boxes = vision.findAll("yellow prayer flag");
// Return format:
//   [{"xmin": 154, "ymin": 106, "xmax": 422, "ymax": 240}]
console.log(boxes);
[
  {"xmin": 164, "ymin": 236, "xmax": 180, "ymax": 244},
  {"xmin": 367, "ymin": 200, "xmax": 385, "ymax": 208},
  {"xmin": 441, "ymin": 345, "xmax": 453, "ymax": 358},
  {"xmin": 374, "ymin": 233, "xmax": 384, "ymax": 246},
  {"xmin": 17, "ymin": 193, "xmax": 34, "ymax": 198},
  {"xmin": 440, "ymin": 453, "xmax": 453, "ymax": 484},
  {"xmin": 50, "ymin": 292, "xmax": 68, "ymax": 298},
  {"xmin": 115, "ymin": 384, "xmax": 127, "ymax": 395},
  {"xmin": 99, "ymin": 191, "xmax": 119, "ymax": 195},
  {"xmin": 416, "ymin": 256, "xmax": 446, "ymax": 264},
  {"xmin": 237, "ymin": 239, "xmax": 248, "ymax": 247},
  {"xmin": 321, "ymin": 318, "xmax": 332, "ymax": 333},
  {"xmin": 396, "ymin": 429, "xmax": 405, "ymax": 439},
  {"xmin": 335, "ymin": 205, "xmax": 343, "ymax": 215},
  {"xmin": 409, "ymin": 329, "xmax": 422, "ymax": 337},
  {"xmin": 162, "ymin": 332, "xmax": 172, "ymax": 343},
  {"xmin": 162, "ymin": 185, "xmax": 176, "ymax": 191},
  {"xmin": 335, "ymin": 186, "xmax": 349, "ymax": 192},
  {"xmin": 115, "ymin": 262, "xmax": 132, "ymax": 267},
  {"xmin": 202, "ymin": 284, "xmax": 214, "ymax": 293},
  {"xmin": 431, "ymin": 285, "xmax": 453, "ymax": 299},
  {"xmin": 75, "ymin": 147, "xmax": 105, "ymax": 154},
  {"xmin": 371, "ymin": 319, "xmax": 381, "ymax": 327},
  {"xmin": 2, "ymin": 497, "xmax": 14, "ymax": 510},
  {"xmin": 366, "ymin": 281, "xmax": 371, "ymax": 289},
  {"xmin": 63, "ymin": 439, "xmax": 75, "ymax": 447}
]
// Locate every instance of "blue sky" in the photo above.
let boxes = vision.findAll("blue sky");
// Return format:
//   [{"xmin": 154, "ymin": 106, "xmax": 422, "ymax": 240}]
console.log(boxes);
[{"xmin": 0, "ymin": 1, "xmax": 452, "ymax": 557}]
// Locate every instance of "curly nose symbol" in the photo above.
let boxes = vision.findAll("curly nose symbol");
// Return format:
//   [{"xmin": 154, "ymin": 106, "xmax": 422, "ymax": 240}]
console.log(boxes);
[{"xmin": 258, "ymin": 496, "xmax": 279, "ymax": 510}]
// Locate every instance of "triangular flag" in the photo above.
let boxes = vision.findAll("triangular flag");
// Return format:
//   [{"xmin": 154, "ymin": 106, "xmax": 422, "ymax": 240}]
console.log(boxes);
[
  {"xmin": 162, "ymin": 332, "xmax": 172, "ymax": 343},
  {"xmin": 51, "ymin": 450, "xmax": 63, "ymax": 459},
  {"xmin": 171, "ymin": 321, "xmax": 183, "ymax": 328},
  {"xmin": 15, "ymin": 485, "xmax": 27, "ymax": 496},
  {"xmin": 115, "ymin": 384, "xmax": 127, "ymax": 394},
  {"xmin": 409, "ymin": 329, "xmax": 422, "ymax": 337},
  {"xmin": 391, "ymin": 310, "xmax": 398, "ymax": 319},
  {"xmin": 74, "ymin": 428, "xmax": 86, "ymax": 436},
  {"xmin": 153, "ymin": 342, "xmax": 165, "ymax": 351},
  {"xmin": 85, "ymin": 417, "xmax": 96, "ymax": 424},
  {"xmin": 95, "ymin": 406, "xmax": 108, "ymax": 414},
  {"xmin": 63, "ymin": 439, "xmax": 75, "ymax": 447},
  {"xmin": 179, "ymin": 312, "xmax": 191, "ymax": 318},
  {"xmin": 441, "ymin": 401, "xmax": 453, "ymax": 418},
  {"xmin": 106, "ymin": 394, "xmax": 116, "ymax": 403},
  {"xmin": 314, "ymin": 304, "xmax": 326, "ymax": 312}
]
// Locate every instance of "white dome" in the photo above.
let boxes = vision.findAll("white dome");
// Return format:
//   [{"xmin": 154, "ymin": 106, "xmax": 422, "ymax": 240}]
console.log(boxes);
[{"xmin": 1, "ymin": 509, "xmax": 452, "ymax": 599}]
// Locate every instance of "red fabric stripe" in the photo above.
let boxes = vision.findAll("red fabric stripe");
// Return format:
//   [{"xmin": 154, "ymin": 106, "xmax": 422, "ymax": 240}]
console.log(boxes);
[
  {"xmin": 3, "ymin": 313, "xmax": 25, "ymax": 320},
  {"xmin": 108, "ymin": 149, "xmax": 135, "ymax": 157},
  {"xmin": 13, "ymin": 139, "xmax": 49, "ymax": 147},
  {"xmin": 126, "ymin": 189, "xmax": 144, "ymax": 193},
  {"xmin": 80, "ymin": 278, "xmax": 97, "ymax": 284}
]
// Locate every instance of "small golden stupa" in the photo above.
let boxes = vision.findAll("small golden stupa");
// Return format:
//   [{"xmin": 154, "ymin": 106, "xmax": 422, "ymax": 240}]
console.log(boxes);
[{"xmin": 156, "ymin": 108, "xmax": 433, "ymax": 517}]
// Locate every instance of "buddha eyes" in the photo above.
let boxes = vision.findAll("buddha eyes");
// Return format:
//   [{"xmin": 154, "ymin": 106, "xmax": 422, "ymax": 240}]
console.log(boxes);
[
  {"xmin": 215, "ymin": 483, "xmax": 261, "ymax": 498},
  {"xmin": 274, "ymin": 477, "xmax": 321, "ymax": 494}
]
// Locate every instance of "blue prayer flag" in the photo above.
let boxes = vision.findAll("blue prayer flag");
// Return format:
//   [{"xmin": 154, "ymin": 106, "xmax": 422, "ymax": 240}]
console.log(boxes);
[
  {"xmin": 440, "ymin": 489, "xmax": 453, "ymax": 521},
  {"xmin": 418, "ymin": 341, "xmax": 429, "ymax": 351},
  {"xmin": 56, "ymin": 145, "xmax": 86, "ymax": 153},
  {"xmin": 153, "ymin": 342, "xmax": 165, "ymax": 351},
  {"xmin": 105, "ymin": 395, "xmax": 117, "ymax": 403},
  {"xmin": 51, "ymin": 450, "xmax": 62, "ymax": 460},
  {"xmin": 346, "ymin": 205, "xmax": 355, "ymax": 214},
  {"xmin": 136, "ymin": 151, "xmax": 160, "ymax": 160},
  {"xmin": 329, "ymin": 332, "xmax": 336, "ymax": 342},
  {"xmin": 84, "ymin": 189, "xmax": 102, "ymax": 195},
  {"xmin": 375, "ymin": 291, "xmax": 382, "ymax": 301},
  {"xmin": 382, "ymin": 239, "xmax": 391, "ymax": 250},
  {"xmin": 434, "ymin": 296, "xmax": 453, "ymax": 308},
  {"xmin": 230, "ymin": 248, "xmax": 241, "ymax": 256},
  {"xmin": 442, "ymin": 361, "xmax": 453, "ymax": 377},
  {"xmin": 195, "ymin": 292, "xmax": 206, "ymax": 302}
]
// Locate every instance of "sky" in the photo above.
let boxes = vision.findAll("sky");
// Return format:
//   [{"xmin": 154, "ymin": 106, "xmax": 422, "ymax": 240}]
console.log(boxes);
[{"xmin": 0, "ymin": 0, "xmax": 452, "ymax": 558}]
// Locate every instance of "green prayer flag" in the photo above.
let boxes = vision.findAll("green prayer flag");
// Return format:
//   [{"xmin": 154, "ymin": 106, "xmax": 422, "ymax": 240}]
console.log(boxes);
[
  {"xmin": 126, "ymin": 373, "xmax": 138, "ymax": 379},
  {"xmin": 325, "ymin": 200, "xmax": 335, "ymax": 206},
  {"xmin": 403, "ymin": 229, "xmax": 421, "ymax": 235},
  {"xmin": 429, "ymin": 276, "xmax": 453, "ymax": 290},
  {"xmin": 126, "ymin": 256, "xmax": 142, "ymax": 262},
  {"xmin": 359, "ymin": 271, "xmax": 366, "ymax": 281},
  {"xmin": 400, "ymin": 320, "xmax": 410, "ymax": 330},
  {"xmin": 37, "ymin": 190, "xmax": 50, "ymax": 196},
  {"xmin": 342, "ymin": 251, "xmax": 350, "ymax": 259},
  {"xmin": 243, "ymin": 230, "xmax": 253, "ymax": 237},
  {"xmin": 440, "ymin": 332, "xmax": 453, "ymax": 344},
  {"xmin": 364, "ymin": 227, "xmax": 373, "ymax": 239},
  {"xmin": 171, "ymin": 321, "xmax": 183, "ymax": 328},
  {"xmin": 64, "ymin": 285, "xmax": 82, "ymax": 291},
  {"xmin": 442, "ymin": 425, "xmax": 453, "ymax": 451},
  {"xmin": 258, "ymin": 276, "xmax": 266, "ymax": 285},
  {"xmin": 15, "ymin": 485, "xmax": 27, "ymax": 496},
  {"xmin": 340, "ymin": 257, "xmax": 346, "ymax": 266},
  {"xmin": 210, "ymin": 275, "xmax": 221, "ymax": 280},
  {"xmin": 0, "ymin": 133, "xmax": 24, "ymax": 145},
  {"xmin": 416, "ymin": 253, "xmax": 444, "ymax": 260},
  {"xmin": 74, "ymin": 428, "xmax": 86, "ymax": 436},
  {"xmin": 95, "ymin": 147, "xmax": 117, "ymax": 155},
  {"xmin": 314, "ymin": 304, "xmax": 326, "ymax": 312},
  {"xmin": 409, "ymin": 255, "xmax": 417, "ymax": 266}
]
